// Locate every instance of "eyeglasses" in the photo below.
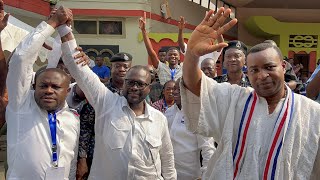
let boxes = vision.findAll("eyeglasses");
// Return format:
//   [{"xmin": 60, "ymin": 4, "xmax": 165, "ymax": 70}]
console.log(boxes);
[{"xmin": 125, "ymin": 79, "xmax": 150, "ymax": 89}]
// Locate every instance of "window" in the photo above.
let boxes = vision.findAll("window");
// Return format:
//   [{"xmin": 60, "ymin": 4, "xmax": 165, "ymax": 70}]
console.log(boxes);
[
  {"xmin": 230, "ymin": 7, "xmax": 236, "ymax": 19},
  {"xmin": 73, "ymin": 19, "xmax": 124, "ymax": 35},
  {"xmin": 217, "ymin": 0, "xmax": 224, "ymax": 9},
  {"xmin": 188, "ymin": 0, "xmax": 236, "ymax": 18},
  {"xmin": 74, "ymin": 20, "xmax": 97, "ymax": 34},
  {"xmin": 201, "ymin": 0, "xmax": 210, "ymax": 8},
  {"xmin": 99, "ymin": 21, "xmax": 122, "ymax": 35},
  {"xmin": 209, "ymin": 1, "xmax": 216, "ymax": 11},
  {"xmin": 193, "ymin": 0, "xmax": 200, "ymax": 4}
]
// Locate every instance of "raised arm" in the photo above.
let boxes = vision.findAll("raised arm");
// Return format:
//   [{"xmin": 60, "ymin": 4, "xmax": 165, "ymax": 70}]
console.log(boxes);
[
  {"xmin": 139, "ymin": 12, "xmax": 160, "ymax": 68},
  {"xmin": 6, "ymin": 7, "xmax": 66, "ymax": 110},
  {"xmin": 306, "ymin": 66, "xmax": 320, "ymax": 100},
  {"xmin": 178, "ymin": 16, "xmax": 186, "ymax": 53},
  {"xmin": 60, "ymin": 26, "xmax": 111, "ymax": 110},
  {"xmin": 183, "ymin": 7, "xmax": 237, "ymax": 96}
]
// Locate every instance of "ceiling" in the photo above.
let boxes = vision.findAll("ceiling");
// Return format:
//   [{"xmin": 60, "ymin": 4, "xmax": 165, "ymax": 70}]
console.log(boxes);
[{"xmin": 221, "ymin": 0, "xmax": 320, "ymax": 9}]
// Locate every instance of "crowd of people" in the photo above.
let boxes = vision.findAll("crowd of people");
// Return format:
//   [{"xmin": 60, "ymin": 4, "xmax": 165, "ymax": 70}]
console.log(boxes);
[{"xmin": 0, "ymin": 1, "xmax": 320, "ymax": 180}]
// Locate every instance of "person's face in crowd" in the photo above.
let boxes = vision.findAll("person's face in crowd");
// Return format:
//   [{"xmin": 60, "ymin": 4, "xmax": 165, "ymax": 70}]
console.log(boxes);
[
  {"xmin": 223, "ymin": 48, "xmax": 245, "ymax": 73},
  {"xmin": 166, "ymin": 49, "xmax": 180, "ymax": 66},
  {"xmin": 145, "ymin": 65, "xmax": 156, "ymax": 83},
  {"xmin": 158, "ymin": 51, "xmax": 167, "ymax": 63},
  {"xmin": 34, "ymin": 70, "xmax": 70, "ymax": 112},
  {"xmin": 95, "ymin": 57, "xmax": 104, "ymax": 67},
  {"xmin": 111, "ymin": 61, "xmax": 132, "ymax": 82},
  {"xmin": 163, "ymin": 81, "xmax": 175, "ymax": 102},
  {"xmin": 201, "ymin": 59, "xmax": 217, "ymax": 78},
  {"xmin": 247, "ymin": 48, "xmax": 285, "ymax": 98},
  {"xmin": 173, "ymin": 79, "xmax": 181, "ymax": 107},
  {"xmin": 123, "ymin": 68, "xmax": 151, "ymax": 105}
]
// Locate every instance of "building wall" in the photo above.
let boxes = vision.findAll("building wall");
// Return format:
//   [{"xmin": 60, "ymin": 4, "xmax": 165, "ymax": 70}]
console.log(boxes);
[
  {"xmin": 58, "ymin": 0, "xmax": 213, "ymax": 65},
  {"xmin": 7, "ymin": 0, "xmax": 234, "ymax": 66},
  {"xmin": 74, "ymin": 17, "xmax": 149, "ymax": 65},
  {"xmin": 150, "ymin": 0, "xmax": 207, "ymax": 33},
  {"xmin": 237, "ymin": 8, "xmax": 320, "ymax": 46}
]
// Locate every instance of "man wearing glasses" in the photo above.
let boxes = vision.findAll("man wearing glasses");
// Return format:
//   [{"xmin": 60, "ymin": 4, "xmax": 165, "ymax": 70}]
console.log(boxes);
[
  {"xmin": 76, "ymin": 52, "xmax": 133, "ymax": 179},
  {"xmin": 59, "ymin": 21, "xmax": 176, "ymax": 179}
]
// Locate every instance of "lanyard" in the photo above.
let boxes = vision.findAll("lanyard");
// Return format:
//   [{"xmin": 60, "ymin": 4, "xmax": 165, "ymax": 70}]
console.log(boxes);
[
  {"xmin": 169, "ymin": 68, "xmax": 176, "ymax": 80},
  {"xmin": 163, "ymin": 99, "xmax": 168, "ymax": 111},
  {"xmin": 48, "ymin": 112, "xmax": 58, "ymax": 167}
]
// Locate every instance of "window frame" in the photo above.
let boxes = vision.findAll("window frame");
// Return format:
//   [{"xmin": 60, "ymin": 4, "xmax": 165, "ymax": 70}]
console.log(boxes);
[{"xmin": 72, "ymin": 17, "xmax": 126, "ymax": 38}]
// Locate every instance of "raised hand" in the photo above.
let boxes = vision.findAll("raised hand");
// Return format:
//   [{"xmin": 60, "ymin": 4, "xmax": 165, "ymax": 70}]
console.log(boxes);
[
  {"xmin": 75, "ymin": 47, "xmax": 91, "ymax": 66},
  {"xmin": 217, "ymin": 34, "xmax": 224, "ymax": 52},
  {"xmin": 178, "ymin": 16, "xmax": 186, "ymax": 30},
  {"xmin": 0, "ymin": 0, "xmax": 9, "ymax": 32},
  {"xmin": 47, "ymin": 6, "xmax": 72, "ymax": 28},
  {"xmin": 139, "ymin": 12, "xmax": 147, "ymax": 31},
  {"xmin": 187, "ymin": 7, "xmax": 237, "ymax": 57}
]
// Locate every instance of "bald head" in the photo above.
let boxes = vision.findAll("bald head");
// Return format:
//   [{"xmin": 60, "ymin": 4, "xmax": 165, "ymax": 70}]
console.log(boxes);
[
  {"xmin": 126, "ymin": 65, "xmax": 152, "ymax": 84},
  {"xmin": 201, "ymin": 58, "xmax": 217, "ymax": 78},
  {"xmin": 35, "ymin": 68, "xmax": 71, "ymax": 86}
]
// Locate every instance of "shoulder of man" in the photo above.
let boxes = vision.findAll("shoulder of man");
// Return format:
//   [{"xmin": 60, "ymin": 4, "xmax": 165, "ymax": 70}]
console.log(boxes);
[
  {"xmin": 147, "ymin": 103, "xmax": 167, "ymax": 120},
  {"xmin": 67, "ymin": 108, "xmax": 80, "ymax": 119}
]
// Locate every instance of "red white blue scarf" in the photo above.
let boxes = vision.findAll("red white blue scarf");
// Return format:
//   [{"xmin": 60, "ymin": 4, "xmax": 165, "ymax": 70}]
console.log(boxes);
[{"xmin": 233, "ymin": 88, "xmax": 294, "ymax": 180}]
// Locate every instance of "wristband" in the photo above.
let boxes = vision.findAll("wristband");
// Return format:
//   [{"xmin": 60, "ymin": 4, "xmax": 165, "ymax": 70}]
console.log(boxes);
[{"xmin": 58, "ymin": 24, "xmax": 72, "ymax": 37}]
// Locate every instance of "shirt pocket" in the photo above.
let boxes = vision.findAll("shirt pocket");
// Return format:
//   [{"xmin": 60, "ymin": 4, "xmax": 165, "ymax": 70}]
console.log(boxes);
[
  {"xmin": 104, "ymin": 118, "xmax": 131, "ymax": 149},
  {"xmin": 145, "ymin": 135, "xmax": 162, "ymax": 162}
]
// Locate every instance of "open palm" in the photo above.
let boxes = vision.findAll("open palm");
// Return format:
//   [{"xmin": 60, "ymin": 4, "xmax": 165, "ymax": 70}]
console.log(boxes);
[{"xmin": 187, "ymin": 8, "xmax": 237, "ymax": 57}]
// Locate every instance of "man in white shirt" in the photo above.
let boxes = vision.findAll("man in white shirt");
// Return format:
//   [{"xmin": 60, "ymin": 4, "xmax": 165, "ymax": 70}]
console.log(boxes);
[
  {"xmin": 139, "ymin": 13, "xmax": 182, "ymax": 85},
  {"xmin": 181, "ymin": 7, "xmax": 320, "ymax": 179},
  {"xmin": 178, "ymin": 16, "xmax": 222, "ymax": 69},
  {"xmin": 59, "ymin": 24, "xmax": 177, "ymax": 179},
  {"xmin": 165, "ymin": 79, "xmax": 215, "ymax": 180},
  {"xmin": 6, "ymin": 6, "xmax": 80, "ymax": 180}
]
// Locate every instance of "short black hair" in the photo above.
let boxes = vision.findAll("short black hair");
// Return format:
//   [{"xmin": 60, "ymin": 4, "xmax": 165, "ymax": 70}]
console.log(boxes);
[
  {"xmin": 159, "ymin": 80, "xmax": 176, "ymax": 99},
  {"xmin": 35, "ymin": 68, "xmax": 71, "ymax": 85},
  {"xmin": 167, "ymin": 47, "xmax": 180, "ymax": 53},
  {"xmin": 127, "ymin": 65, "xmax": 152, "ymax": 84},
  {"xmin": 247, "ymin": 43, "xmax": 283, "ymax": 60},
  {"xmin": 158, "ymin": 48, "xmax": 166, "ymax": 54}
]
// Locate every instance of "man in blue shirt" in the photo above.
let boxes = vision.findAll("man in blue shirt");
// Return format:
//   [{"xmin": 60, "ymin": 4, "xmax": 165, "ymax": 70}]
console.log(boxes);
[{"xmin": 92, "ymin": 56, "xmax": 110, "ymax": 83}]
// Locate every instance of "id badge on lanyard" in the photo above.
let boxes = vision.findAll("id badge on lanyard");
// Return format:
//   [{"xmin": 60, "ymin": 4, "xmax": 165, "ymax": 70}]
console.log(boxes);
[
  {"xmin": 46, "ymin": 113, "xmax": 65, "ymax": 179},
  {"xmin": 170, "ymin": 68, "xmax": 176, "ymax": 80},
  {"xmin": 48, "ymin": 113, "xmax": 58, "ymax": 167}
]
